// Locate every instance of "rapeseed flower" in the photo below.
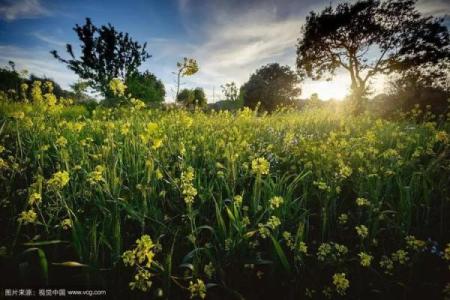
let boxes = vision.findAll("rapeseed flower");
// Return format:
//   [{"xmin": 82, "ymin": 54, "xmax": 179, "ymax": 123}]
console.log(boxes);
[
  {"xmin": 28, "ymin": 192, "xmax": 42, "ymax": 206},
  {"xmin": 358, "ymin": 252, "xmax": 373, "ymax": 267},
  {"xmin": 251, "ymin": 157, "xmax": 270, "ymax": 175},
  {"xmin": 332, "ymin": 273, "xmax": 349, "ymax": 295},
  {"xmin": 18, "ymin": 210, "xmax": 37, "ymax": 224},
  {"xmin": 188, "ymin": 279, "xmax": 206, "ymax": 299},
  {"xmin": 355, "ymin": 225, "xmax": 368, "ymax": 239},
  {"xmin": 269, "ymin": 196, "xmax": 284, "ymax": 209},
  {"xmin": 47, "ymin": 171, "xmax": 70, "ymax": 190}
]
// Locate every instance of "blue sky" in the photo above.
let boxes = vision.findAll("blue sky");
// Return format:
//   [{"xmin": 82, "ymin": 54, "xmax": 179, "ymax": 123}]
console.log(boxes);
[{"xmin": 0, "ymin": 0, "xmax": 449, "ymax": 101}]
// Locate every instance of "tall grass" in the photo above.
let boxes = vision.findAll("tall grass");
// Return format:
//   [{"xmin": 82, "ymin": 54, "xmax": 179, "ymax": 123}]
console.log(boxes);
[{"xmin": 0, "ymin": 96, "xmax": 449, "ymax": 299}]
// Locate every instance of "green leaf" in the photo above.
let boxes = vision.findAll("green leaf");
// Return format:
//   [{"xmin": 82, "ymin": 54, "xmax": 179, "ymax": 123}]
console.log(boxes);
[{"xmin": 270, "ymin": 235, "xmax": 291, "ymax": 273}]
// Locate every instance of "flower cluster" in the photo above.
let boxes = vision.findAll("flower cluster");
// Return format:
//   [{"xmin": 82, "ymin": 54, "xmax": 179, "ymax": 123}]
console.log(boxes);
[
  {"xmin": 180, "ymin": 167, "xmax": 197, "ymax": 206},
  {"xmin": 188, "ymin": 279, "xmax": 206, "ymax": 299},
  {"xmin": 18, "ymin": 210, "xmax": 37, "ymax": 224},
  {"xmin": 332, "ymin": 273, "xmax": 350, "ymax": 295},
  {"xmin": 251, "ymin": 157, "xmax": 270, "ymax": 175},
  {"xmin": 122, "ymin": 235, "xmax": 157, "ymax": 292},
  {"xmin": 47, "ymin": 171, "xmax": 70, "ymax": 190},
  {"xmin": 88, "ymin": 165, "xmax": 106, "ymax": 185},
  {"xmin": 269, "ymin": 196, "xmax": 284, "ymax": 209}
]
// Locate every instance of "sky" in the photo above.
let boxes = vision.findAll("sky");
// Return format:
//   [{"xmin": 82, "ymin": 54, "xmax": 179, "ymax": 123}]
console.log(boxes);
[{"xmin": 0, "ymin": 0, "xmax": 449, "ymax": 102}]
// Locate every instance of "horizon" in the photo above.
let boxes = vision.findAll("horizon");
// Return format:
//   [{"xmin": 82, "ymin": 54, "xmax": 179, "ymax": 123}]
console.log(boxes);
[{"xmin": 0, "ymin": 0, "xmax": 449, "ymax": 102}]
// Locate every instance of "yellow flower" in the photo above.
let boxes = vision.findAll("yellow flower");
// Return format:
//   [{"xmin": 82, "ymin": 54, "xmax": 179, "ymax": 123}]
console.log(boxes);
[
  {"xmin": 298, "ymin": 241, "xmax": 308, "ymax": 254},
  {"xmin": 355, "ymin": 225, "xmax": 368, "ymax": 239},
  {"xmin": 379, "ymin": 255, "xmax": 394, "ymax": 275},
  {"xmin": 317, "ymin": 243, "xmax": 332, "ymax": 261},
  {"xmin": 266, "ymin": 216, "xmax": 281, "ymax": 230},
  {"xmin": 122, "ymin": 250, "xmax": 136, "ymax": 267},
  {"xmin": 204, "ymin": 262, "xmax": 215, "ymax": 279},
  {"xmin": 88, "ymin": 165, "xmax": 105, "ymax": 185},
  {"xmin": 358, "ymin": 252, "xmax": 373, "ymax": 267},
  {"xmin": 61, "ymin": 218, "xmax": 72, "ymax": 230},
  {"xmin": 356, "ymin": 197, "xmax": 370, "ymax": 207},
  {"xmin": 405, "ymin": 235, "xmax": 426, "ymax": 251},
  {"xmin": 338, "ymin": 213, "xmax": 348, "ymax": 225},
  {"xmin": 56, "ymin": 136, "xmax": 67, "ymax": 147},
  {"xmin": 27, "ymin": 192, "xmax": 42, "ymax": 206},
  {"xmin": 188, "ymin": 279, "xmax": 206, "ymax": 299},
  {"xmin": 47, "ymin": 171, "xmax": 70, "ymax": 190},
  {"xmin": 181, "ymin": 167, "xmax": 197, "ymax": 205},
  {"xmin": 109, "ymin": 78, "xmax": 126, "ymax": 96},
  {"xmin": 152, "ymin": 138, "xmax": 163, "ymax": 150},
  {"xmin": 251, "ymin": 157, "xmax": 270, "ymax": 175},
  {"xmin": 269, "ymin": 196, "xmax": 284, "ymax": 209},
  {"xmin": 12, "ymin": 111, "xmax": 25, "ymax": 119},
  {"xmin": 135, "ymin": 235, "xmax": 155, "ymax": 268},
  {"xmin": 233, "ymin": 195, "xmax": 243, "ymax": 206},
  {"xmin": 129, "ymin": 269, "xmax": 152, "ymax": 292},
  {"xmin": 436, "ymin": 131, "xmax": 448, "ymax": 143},
  {"xmin": 392, "ymin": 249, "xmax": 409, "ymax": 265},
  {"xmin": 332, "ymin": 273, "xmax": 350, "ymax": 295},
  {"xmin": 18, "ymin": 210, "xmax": 37, "ymax": 224},
  {"xmin": 444, "ymin": 243, "xmax": 450, "ymax": 261}
]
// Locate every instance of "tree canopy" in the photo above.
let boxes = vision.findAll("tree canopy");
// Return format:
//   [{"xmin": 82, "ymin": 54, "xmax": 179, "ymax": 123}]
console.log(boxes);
[
  {"xmin": 176, "ymin": 87, "xmax": 207, "ymax": 108},
  {"xmin": 241, "ymin": 63, "xmax": 301, "ymax": 112},
  {"xmin": 51, "ymin": 18, "xmax": 150, "ymax": 98},
  {"xmin": 126, "ymin": 71, "xmax": 165, "ymax": 104},
  {"xmin": 296, "ymin": 0, "xmax": 450, "ymax": 113}
]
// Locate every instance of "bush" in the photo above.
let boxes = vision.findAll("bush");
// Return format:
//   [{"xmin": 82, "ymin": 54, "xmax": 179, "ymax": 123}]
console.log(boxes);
[{"xmin": 126, "ymin": 71, "xmax": 165, "ymax": 104}]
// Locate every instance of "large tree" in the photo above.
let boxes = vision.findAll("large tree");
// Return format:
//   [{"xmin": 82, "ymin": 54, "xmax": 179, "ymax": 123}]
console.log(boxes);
[
  {"xmin": 51, "ymin": 18, "xmax": 150, "ymax": 98},
  {"xmin": 296, "ymin": 0, "xmax": 450, "ymax": 113},
  {"xmin": 241, "ymin": 63, "xmax": 300, "ymax": 112}
]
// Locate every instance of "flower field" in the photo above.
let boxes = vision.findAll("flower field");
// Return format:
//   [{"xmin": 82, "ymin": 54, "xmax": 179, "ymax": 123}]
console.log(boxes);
[{"xmin": 0, "ymin": 86, "xmax": 449, "ymax": 299}]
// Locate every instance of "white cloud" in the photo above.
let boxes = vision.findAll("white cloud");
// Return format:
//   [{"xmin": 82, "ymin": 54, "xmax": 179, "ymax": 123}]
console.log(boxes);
[
  {"xmin": 31, "ymin": 31, "xmax": 66, "ymax": 47},
  {"xmin": 416, "ymin": 0, "xmax": 450, "ymax": 16},
  {"xmin": 0, "ymin": 0, "xmax": 49, "ymax": 21},
  {"xmin": 167, "ymin": 7, "xmax": 305, "ymax": 101},
  {"xmin": 0, "ymin": 45, "xmax": 77, "ymax": 89}
]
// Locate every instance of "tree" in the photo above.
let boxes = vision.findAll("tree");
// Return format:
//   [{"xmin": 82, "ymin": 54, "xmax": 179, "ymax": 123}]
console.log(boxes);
[
  {"xmin": 221, "ymin": 82, "xmax": 238, "ymax": 102},
  {"xmin": 296, "ymin": 0, "xmax": 450, "ymax": 114},
  {"xmin": 51, "ymin": 18, "xmax": 151, "ymax": 99},
  {"xmin": 192, "ymin": 87, "xmax": 207, "ymax": 107},
  {"xmin": 176, "ymin": 87, "xmax": 207, "ymax": 108},
  {"xmin": 175, "ymin": 57, "xmax": 199, "ymax": 99},
  {"xmin": 241, "ymin": 63, "xmax": 301, "ymax": 112},
  {"xmin": 126, "ymin": 71, "xmax": 165, "ymax": 104}
]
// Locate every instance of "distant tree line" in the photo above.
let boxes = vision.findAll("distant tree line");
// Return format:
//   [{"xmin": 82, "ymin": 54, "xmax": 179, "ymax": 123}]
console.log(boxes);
[{"xmin": 1, "ymin": 0, "xmax": 448, "ymax": 116}]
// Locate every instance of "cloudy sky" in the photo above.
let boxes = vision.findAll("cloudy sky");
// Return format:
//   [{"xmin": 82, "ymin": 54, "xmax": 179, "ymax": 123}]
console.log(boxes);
[{"xmin": 0, "ymin": 0, "xmax": 449, "ymax": 101}]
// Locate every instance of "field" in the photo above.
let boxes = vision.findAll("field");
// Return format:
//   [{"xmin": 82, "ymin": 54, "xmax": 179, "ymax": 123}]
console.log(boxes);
[{"xmin": 0, "ymin": 91, "xmax": 450, "ymax": 299}]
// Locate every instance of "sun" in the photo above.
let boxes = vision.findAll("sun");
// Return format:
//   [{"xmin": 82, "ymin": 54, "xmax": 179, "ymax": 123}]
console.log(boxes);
[{"xmin": 302, "ymin": 77, "xmax": 351, "ymax": 100}]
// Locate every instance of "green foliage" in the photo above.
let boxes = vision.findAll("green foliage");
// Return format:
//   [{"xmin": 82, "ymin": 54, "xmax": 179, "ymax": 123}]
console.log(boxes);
[
  {"xmin": 1, "ymin": 100, "xmax": 449, "ymax": 298},
  {"xmin": 296, "ymin": 0, "xmax": 450, "ymax": 113},
  {"xmin": 51, "ymin": 18, "xmax": 151, "ymax": 99},
  {"xmin": 176, "ymin": 87, "xmax": 207, "ymax": 108},
  {"xmin": 126, "ymin": 71, "xmax": 165, "ymax": 104},
  {"xmin": 175, "ymin": 58, "xmax": 199, "ymax": 99},
  {"xmin": 241, "ymin": 63, "xmax": 300, "ymax": 112}
]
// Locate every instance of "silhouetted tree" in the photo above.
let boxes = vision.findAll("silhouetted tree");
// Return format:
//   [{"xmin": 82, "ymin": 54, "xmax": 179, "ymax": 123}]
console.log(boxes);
[
  {"xmin": 126, "ymin": 71, "xmax": 165, "ymax": 104},
  {"xmin": 296, "ymin": 0, "xmax": 450, "ymax": 114},
  {"xmin": 241, "ymin": 63, "xmax": 300, "ymax": 112},
  {"xmin": 51, "ymin": 18, "xmax": 150, "ymax": 99},
  {"xmin": 221, "ymin": 82, "xmax": 238, "ymax": 102}
]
